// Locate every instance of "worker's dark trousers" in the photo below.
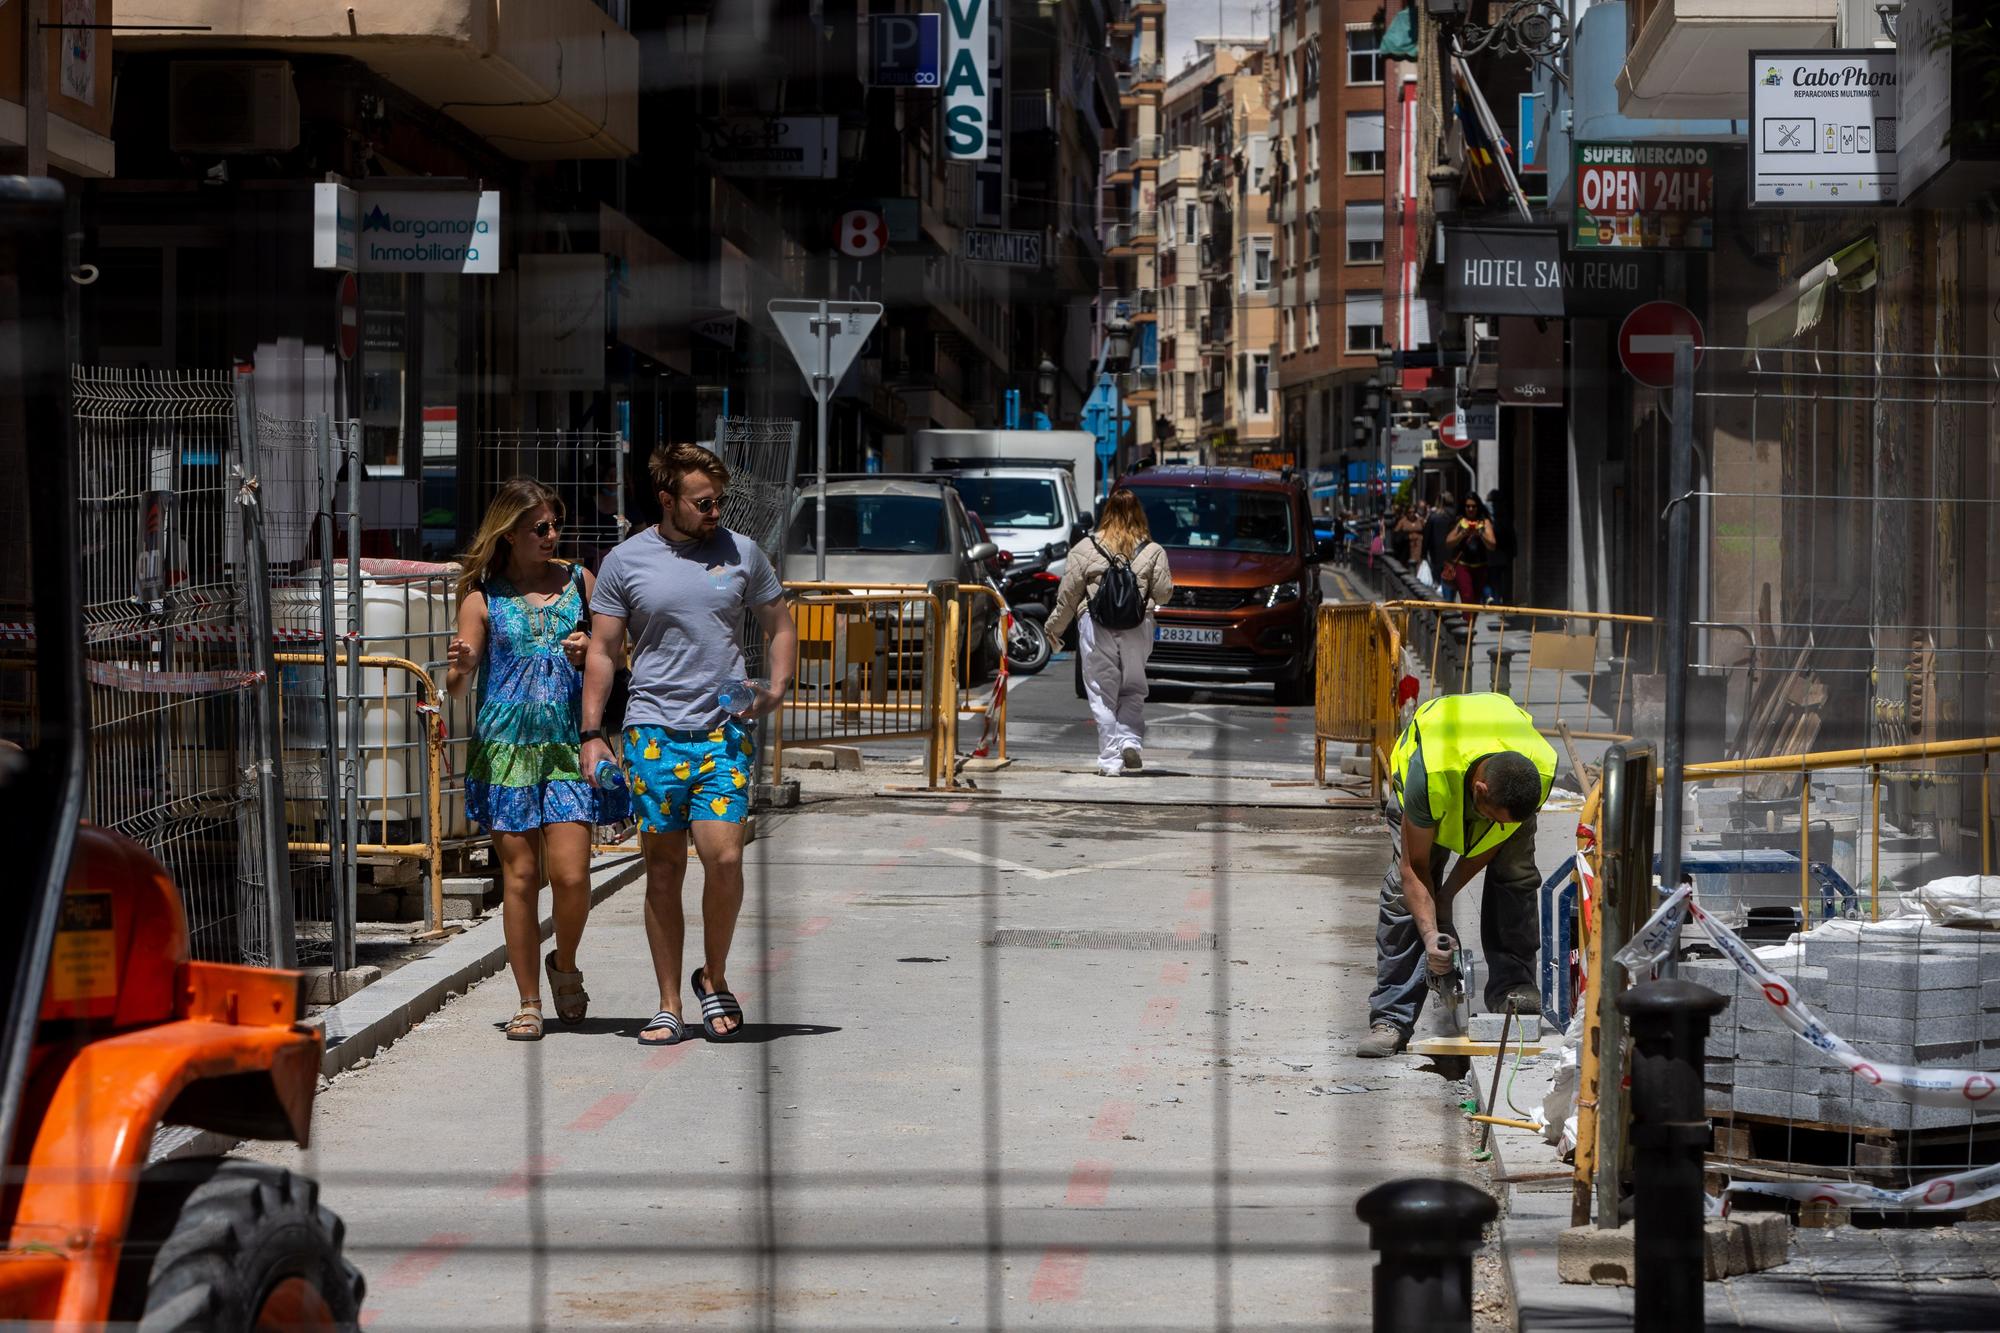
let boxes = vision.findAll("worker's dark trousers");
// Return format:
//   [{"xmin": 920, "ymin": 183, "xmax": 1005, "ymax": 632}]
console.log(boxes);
[{"xmin": 1367, "ymin": 788, "xmax": 1541, "ymax": 1033}]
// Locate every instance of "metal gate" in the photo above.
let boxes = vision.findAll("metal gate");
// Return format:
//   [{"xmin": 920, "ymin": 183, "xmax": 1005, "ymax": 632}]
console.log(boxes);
[{"xmin": 72, "ymin": 366, "xmax": 291, "ymax": 966}]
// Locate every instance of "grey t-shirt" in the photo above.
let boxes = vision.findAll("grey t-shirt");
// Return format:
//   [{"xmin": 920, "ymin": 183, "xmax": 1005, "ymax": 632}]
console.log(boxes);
[{"xmin": 590, "ymin": 525, "xmax": 784, "ymax": 731}]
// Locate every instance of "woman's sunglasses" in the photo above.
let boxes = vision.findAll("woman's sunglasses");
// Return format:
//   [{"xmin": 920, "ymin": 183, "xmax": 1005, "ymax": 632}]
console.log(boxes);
[{"xmin": 530, "ymin": 520, "xmax": 561, "ymax": 537}]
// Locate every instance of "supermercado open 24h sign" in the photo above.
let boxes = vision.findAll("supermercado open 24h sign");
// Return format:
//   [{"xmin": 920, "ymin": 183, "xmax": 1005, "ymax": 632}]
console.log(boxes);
[{"xmin": 1573, "ymin": 142, "xmax": 1714, "ymax": 250}]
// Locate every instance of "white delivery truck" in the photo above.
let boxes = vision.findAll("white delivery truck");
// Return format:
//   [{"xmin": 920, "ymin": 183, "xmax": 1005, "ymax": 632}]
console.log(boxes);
[{"xmin": 910, "ymin": 429, "xmax": 1102, "ymax": 570}]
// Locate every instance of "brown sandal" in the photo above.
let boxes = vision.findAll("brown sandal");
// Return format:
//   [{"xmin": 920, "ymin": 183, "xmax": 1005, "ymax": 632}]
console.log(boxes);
[
  {"xmin": 545, "ymin": 951, "xmax": 588, "ymax": 1025},
  {"xmin": 506, "ymin": 999, "xmax": 544, "ymax": 1041}
]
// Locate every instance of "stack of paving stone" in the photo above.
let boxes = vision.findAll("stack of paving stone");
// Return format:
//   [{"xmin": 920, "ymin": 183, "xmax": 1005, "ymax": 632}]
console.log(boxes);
[{"xmin": 1690, "ymin": 925, "xmax": 2000, "ymax": 1133}]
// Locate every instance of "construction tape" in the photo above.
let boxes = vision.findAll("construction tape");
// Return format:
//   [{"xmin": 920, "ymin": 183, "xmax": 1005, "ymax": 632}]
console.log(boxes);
[
  {"xmin": 1730, "ymin": 1164, "xmax": 2000, "ymax": 1213},
  {"xmin": 86, "ymin": 660, "xmax": 265, "ymax": 695},
  {"xmin": 1619, "ymin": 884, "xmax": 2000, "ymax": 1110}
]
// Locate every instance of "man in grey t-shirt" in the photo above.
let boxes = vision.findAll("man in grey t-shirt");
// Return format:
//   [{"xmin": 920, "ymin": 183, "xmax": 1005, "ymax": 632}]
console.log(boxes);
[{"xmin": 581, "ymin": 443, "xmax": 797, "ymax": 1046}]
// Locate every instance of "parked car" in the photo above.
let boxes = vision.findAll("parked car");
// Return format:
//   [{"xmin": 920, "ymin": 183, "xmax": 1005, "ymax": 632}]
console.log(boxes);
[
  {"xmin": 781, "ymin": 477, "xmax": 1000, "ymax": 677},
  {"xmin": 1108, "ymin": 466, "xmax": 1323, "ymax": 704}
]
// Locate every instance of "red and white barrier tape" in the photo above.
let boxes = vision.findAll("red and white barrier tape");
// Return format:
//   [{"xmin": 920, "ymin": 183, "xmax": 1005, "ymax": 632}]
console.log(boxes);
[{"xmin": 86, "ymin": 660, "xmax": 265, "ymax": 695}]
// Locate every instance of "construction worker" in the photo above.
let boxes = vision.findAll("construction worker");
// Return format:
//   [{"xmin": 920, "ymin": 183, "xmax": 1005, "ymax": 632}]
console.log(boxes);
[{"xmin": 1355, "ymin": 692, "xmax": 1557, "ymax": 1058}]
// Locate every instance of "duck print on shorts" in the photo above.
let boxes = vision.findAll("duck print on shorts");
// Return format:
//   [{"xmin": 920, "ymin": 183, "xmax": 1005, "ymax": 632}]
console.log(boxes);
[{"xmin": 621, "ymin": 721, "xmax": 754, "ymax": 833}]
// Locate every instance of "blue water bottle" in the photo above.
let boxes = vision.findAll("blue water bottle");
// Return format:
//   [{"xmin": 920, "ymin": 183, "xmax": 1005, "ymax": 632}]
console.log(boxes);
[
  {"xmin": 717, "ymin": 676, "xmax": 769, "ymax": 717},
  {"xmin": 593, "ymin": 758, "xmax": 627, "ymax": 793}
]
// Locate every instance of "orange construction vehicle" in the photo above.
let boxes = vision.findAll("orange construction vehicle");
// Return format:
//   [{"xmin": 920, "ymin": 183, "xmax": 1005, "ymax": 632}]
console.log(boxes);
[{"xmin": 0, "ymin": 181, "xmax": 364, "ymax": 1328}]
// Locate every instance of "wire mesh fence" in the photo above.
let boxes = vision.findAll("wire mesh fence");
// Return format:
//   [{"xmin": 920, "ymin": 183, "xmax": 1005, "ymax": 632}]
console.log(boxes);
[
  {"xmin": 481, "ymin": 429, "xmax": 626, "ymax": 571},
  {"xmin": 1633, "ymin": 347, "xmax": 2000, "ymax": 1221},
  {"xmin": 72, "ymin": 366, "xmax": 288, "ymax": 966}
]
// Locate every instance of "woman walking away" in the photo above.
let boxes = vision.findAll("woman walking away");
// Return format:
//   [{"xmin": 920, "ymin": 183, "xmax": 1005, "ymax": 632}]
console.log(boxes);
[
  {"xmin": 1046, "ymin": 490, "xmax": 1174, "ymax": 776},
  {"xmin": 447, "ymin": 479, "xmax": 628, "ymax": 1041}
]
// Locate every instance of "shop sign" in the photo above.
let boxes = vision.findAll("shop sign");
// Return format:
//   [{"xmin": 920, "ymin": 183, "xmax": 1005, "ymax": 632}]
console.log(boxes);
[
  {"xmin": 1897, "ymin": 0, "xmax": 2000, "ymax": 203},
  {"xmin": 1573, "ymin": 142, "xmax": 1715, "ymax": 250},
  {"xmin": 313, "ymin": 182, "xmax": 359, "ymax": 272},
  {"xmin": 1444, "ymin": 227, "xmax": 1661, "ymax": 319},
  {"xmin": 1749, "ymin": 50, "xmax": 1898, "ymax": 206},
  {"xmin": 1463, "ymin": 401, "xmax": 1498, "ymax": 443},
  {"xmin": 944, "ymin": 0, "xmax": 990, "ymax": 159},
  {"xmin": 1251, "ymin": 451, "xmax": 1294, "ymax": 472},
  {"xmin": 1497, "ymin": 316, "xmax": 1564, "ymax": 406},
  {"xmin": 353, "ymin": 189, "xmax": 500, "ymax": 274},
  {"xmin": 701, "ymin": 117, "xmax": 838, "ymax": 179},
  {"xmin": 517, "ymin": 255, "xmax": 606, "ymax": 391},
  {"xmin": 962, "ymin": 228, "xmax": 1043, "ymax": 268}
]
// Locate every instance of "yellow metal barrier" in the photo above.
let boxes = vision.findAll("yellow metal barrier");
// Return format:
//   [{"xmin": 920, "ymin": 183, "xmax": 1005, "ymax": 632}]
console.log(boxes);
[
  {"xmin": 1314, "ymin": 598, "xmax": 1660, "ymax": 790},
  {"xmin": 1312, "ymin": 602, "xmax": 1400, "ymax": 797},
  {"xmin": 275, "ymin": 651, "xmax": 448, "ymax": 934},
  {"xmin": 774, "ymin": 581, "xmax": 1003, "ymax": 790}
]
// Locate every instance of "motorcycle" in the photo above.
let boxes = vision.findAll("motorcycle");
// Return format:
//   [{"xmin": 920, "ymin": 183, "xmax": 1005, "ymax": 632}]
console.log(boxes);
[
  {"xmin": 995, "ymin": 541, "xmax": 1069, "ymax": 676},
  {"xmin": 968, "ymin": 515, "xmax": 1053, "ymax": 676}
]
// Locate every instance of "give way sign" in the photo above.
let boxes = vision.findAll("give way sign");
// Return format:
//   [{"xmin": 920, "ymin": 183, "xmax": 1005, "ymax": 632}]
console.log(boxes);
[{"xmin": 1618, "ymin": 301, "xmax": 1704, "ymax": 389}]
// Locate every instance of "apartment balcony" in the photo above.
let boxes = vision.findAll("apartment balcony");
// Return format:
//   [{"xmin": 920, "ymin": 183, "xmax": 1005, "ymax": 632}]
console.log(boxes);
[
  {"xmin": 1132, "ymin": 135, "xmax": 1164, "ymax": 169},
  {"xmin": 1201, "ymin": 388, "xmax": 1225, "ymax": 424},
  {"xmin": 1107, "ymin": 222, "xmax": 1136, "ymax": 255},
  {"xmin": 1106, "ymin": 146, "xmax": 1137, "ymax": 184},
  {"xmin": 1118, "ymin": 59, "xmax": 1166, "ymax": 107},
  {"xmin": 120, "ymin": 0, "xmax": 640, "ymax": 158},
  {"xmin": 1158, "ymin": 146, "xmax": 1201, "ymax": 190},
  {"xmin": 1128, "ymin": 367, "xmax": 1160, "ymax": 403},
  {"xmin": 1130, "ymin": 290, "xmax": 1159, "ymax": 323},
  {"xmin": 1132, "ymin": 1, "xmax": 1166, "ymax": 18},
  {"xmin": 1617, "ymin": 0, "xmax": 1838, "ymax": 118},
  {"xmin": 1198, "ymin": 316, "xmax": 1231, "ymax": 355}
]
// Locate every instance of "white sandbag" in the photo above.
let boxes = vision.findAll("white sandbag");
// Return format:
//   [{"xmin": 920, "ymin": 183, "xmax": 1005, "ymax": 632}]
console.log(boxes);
[{"xmin": 1913, "ymin": 875, "xmax": 2000, "ymax": 928}]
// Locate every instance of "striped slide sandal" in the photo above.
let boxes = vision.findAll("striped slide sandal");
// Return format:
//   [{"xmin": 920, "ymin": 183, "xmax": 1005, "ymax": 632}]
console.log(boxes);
[
  {"xmin": 691, "ymin": 967, "xmax": 744, "ymax": 1041},
  {"xmin": 637, "ymin": 1010, "xmax": 683, "ymax": 1046}
]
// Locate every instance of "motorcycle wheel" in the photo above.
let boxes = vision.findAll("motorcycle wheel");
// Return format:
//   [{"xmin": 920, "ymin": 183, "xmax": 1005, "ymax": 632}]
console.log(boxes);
[{"xmin": 1004, "ymin": 615, "xmax": 1052, "ymax": 675}]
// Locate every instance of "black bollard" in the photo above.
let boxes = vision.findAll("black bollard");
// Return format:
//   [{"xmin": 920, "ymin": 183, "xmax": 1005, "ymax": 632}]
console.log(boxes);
[
  {"xmin": 1354, "ymin": 1177, "xmax": 1497, "ymax": 1333},
  {"xmin": 1616, "ymin": 977, "xmax": 1728, "ymax": 1332}
]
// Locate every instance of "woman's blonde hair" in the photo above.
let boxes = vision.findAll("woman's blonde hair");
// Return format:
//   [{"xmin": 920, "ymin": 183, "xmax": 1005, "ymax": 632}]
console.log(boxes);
[
  {"xmin": 457, "ymin": 478, "xmax": 564, "ymax": 600},
  {"xmin": 1093, "ymin": 490, "xmax": 1152, "ymax": 560}
]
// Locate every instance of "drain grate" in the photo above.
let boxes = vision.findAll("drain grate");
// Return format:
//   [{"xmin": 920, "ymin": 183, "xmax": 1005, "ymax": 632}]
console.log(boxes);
[{"xmin": 989, "ymin": 928, "xmax": 1217, "ymax": 952}]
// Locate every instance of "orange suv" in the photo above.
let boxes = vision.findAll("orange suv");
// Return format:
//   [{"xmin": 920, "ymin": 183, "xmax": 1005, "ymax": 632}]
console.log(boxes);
[{"xmin": 1110, "ymin": 466, "xmax": 1323, "ymax": 704}]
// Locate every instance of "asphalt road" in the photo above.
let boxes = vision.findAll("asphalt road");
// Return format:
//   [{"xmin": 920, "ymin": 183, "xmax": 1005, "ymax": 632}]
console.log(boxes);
[{"xmin": 241, "ymin": 785, "xmax": 1505, "ymax": 1330}]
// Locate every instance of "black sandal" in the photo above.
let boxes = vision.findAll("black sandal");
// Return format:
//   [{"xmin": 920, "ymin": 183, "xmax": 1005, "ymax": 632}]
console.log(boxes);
[
  {"xmin": 638, "ymin": 1010, "xmax": 682, "ymax": 1046},
  {"xmin": 691, "ymin": 967, "xmax": 743, "ymax": 1041}
]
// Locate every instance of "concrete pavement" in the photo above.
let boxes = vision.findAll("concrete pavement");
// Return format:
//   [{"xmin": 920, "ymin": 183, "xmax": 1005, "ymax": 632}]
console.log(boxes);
[{"xmin": 241, "ymin": 791, "xmax": 1506, "ymax": 1330}]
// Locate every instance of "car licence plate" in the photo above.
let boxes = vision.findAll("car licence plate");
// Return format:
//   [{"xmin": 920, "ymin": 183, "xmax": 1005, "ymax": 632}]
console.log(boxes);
[{"xmin": 1156, "ymin": 624, "xmax": 1223, "ymax": 646}]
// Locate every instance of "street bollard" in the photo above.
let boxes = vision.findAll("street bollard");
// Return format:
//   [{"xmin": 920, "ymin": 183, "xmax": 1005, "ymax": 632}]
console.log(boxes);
[
  {"xmin": 1616, "ymin": 977, "xmax": 1728, "ymax": 1332},
  {"xmin": 1353, "ymin": 1177, "xmax": 1497, "ymax": 1333}
]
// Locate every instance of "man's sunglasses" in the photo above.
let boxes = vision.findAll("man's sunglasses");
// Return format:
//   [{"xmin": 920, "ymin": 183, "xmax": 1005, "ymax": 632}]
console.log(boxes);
[{"xmin": 685, "ymin": 495, "xmax": 727, "ymax": 515}]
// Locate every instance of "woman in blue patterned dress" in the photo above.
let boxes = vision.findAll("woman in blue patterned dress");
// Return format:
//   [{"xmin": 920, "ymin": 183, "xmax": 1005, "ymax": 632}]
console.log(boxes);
[{"xmin": 446, "ymin": 479, "xmax": 627, "ymax": 1040}]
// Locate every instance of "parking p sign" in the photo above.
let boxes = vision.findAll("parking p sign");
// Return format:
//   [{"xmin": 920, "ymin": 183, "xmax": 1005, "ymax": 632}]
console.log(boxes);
[{"xmin": 871, "ymin": 14, "xmax": 941, "ymax": 88}]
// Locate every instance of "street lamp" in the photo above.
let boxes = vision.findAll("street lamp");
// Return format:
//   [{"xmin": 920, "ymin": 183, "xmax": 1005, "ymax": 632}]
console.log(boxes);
[
  {"xmin": 1101, "ymin": 314, "xmax": 1134, "ymax": 375},
  {"xmin": 1429, "ymin": 164, "xmax": 1463, "ymax": 220},
  {"xmin": 1036, "ymin": 357, "xmax": 1057, "ymax": 404}
]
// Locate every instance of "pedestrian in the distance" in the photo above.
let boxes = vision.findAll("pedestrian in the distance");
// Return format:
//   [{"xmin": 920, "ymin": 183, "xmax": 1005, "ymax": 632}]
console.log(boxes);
[
  {"xmin": 1045, "ymin": 489, "xmax": 1174, "ymax": 776},
  {"xmin": 1421, "ymin": 493, "xmax": 1457, "ymax": 595},
  {"xmin": 448, "ymin": 478, "xmax": 627, "ymax": 1042},
  {"xmin": 1443, "ymin": 493, "xmax": 1498, "ymax": 608},
  {"xmin": 581, "ymin": 443, "xmax": 799, "ymax": 1047}
]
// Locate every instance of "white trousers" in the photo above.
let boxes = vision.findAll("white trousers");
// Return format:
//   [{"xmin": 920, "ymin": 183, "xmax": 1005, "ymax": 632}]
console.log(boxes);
[{"xmin": 1079, "ymin": 612, "xmax": 1154, "ymax": 773}]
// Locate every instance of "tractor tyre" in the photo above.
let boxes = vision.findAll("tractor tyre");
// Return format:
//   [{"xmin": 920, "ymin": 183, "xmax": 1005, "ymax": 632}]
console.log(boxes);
[{"xmin": 113, "ymin": 1157, "xmax": 364, "ymax": 1332}]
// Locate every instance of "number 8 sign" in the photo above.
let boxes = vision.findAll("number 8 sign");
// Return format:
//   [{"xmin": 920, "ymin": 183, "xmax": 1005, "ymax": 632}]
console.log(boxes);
[{"xmin": 839, "ymin": 210, "xmax": 887, "ymax": 258}]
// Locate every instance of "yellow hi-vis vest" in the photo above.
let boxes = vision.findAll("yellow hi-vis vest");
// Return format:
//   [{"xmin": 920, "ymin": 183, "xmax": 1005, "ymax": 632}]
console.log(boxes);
[{"xmin": 1389, "ymin": 693, "xmax": 1557, "ymax": 857}]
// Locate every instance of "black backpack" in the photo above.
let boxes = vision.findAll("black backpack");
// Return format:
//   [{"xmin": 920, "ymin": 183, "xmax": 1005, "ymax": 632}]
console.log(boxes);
[{"xmin": 1087, "ymin": 536, "xmax": 1149, "ymax": 631}]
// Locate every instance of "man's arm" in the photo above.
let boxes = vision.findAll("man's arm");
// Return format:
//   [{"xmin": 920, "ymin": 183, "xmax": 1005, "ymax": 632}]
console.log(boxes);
[
  {"xmin": 749, "ymin": 596, "xmax": 798, "ymax": 718},
  {"xmin": 579, "ymin": 610, "xmax": 627, "ymax": 775}
]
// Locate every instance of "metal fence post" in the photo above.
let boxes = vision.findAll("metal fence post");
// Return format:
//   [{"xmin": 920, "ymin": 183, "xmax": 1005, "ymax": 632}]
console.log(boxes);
[
  {"xmin": 234, "ymin": 381, "xmax": 297, "ymax": 968},
  {"xmin": 1617, "ymin": 978, "xmax": 1727, "ymax": 1333},
  {"xmin": 1354, "ymin": 1178, "xmax": 1497, "ymax": 1333},
  {"xmin": 343, "ymin": 420, "xmax": 364, "ymax": 940},
  {"xmin": 1659, "ymin": 341, "xmax": 1696, "ymax": 902}
]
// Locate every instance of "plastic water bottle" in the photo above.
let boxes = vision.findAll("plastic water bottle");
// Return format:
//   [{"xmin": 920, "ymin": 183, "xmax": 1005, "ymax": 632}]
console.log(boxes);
[
  {"xmin": 717, "ymin": 677, "xmax": 769, "ymax": 717},
  {"xmin": 593, "ymin": 759, "xmax": 627, "ymax": 793}
]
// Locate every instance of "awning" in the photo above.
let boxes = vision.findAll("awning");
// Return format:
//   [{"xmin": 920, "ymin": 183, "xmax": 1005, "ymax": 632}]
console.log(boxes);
[{"xmin": 1746, "ymin": 238, "xmax": 1878, "ymax": 348}]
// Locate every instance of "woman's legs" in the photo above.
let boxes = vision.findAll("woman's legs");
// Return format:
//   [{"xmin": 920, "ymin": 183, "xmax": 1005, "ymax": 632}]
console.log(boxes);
[
  {"xmin": 1078, "ymin": 615, "xmax": 1129, "ymax": 773},
  {"xmin": 494, "ymin": 829, "xmax": 546, "ymax": 1004},
  {"xmin": 1113, "ymin": 621, "xmax": 1154, "ymax": 762},
  {"xmin": 541, "ymin": 821, "xmax": 595, "ymax": 973}
]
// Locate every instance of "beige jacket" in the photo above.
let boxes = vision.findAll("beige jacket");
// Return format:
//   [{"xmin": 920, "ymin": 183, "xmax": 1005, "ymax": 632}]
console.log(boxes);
[{"xmin": 1046, "ymin": 536, "xmax": 1175, "ymax": 640}]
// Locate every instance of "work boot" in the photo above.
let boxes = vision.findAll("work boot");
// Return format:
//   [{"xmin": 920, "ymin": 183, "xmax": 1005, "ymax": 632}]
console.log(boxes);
[
  {"xmin": 1353, "ymin": 1022, "xmax": 1408, "ymax": 1058},
  {"xmin": 1499, "ymin": 985, "xmax": 1541, "ymax": 1015}
]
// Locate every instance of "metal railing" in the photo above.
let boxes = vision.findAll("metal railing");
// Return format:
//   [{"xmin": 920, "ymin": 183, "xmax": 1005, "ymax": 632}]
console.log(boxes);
[
  {"xmin": 1312, "ymin": 602, "xmax": 1399, "ymax": 796},
  {"xmin": 773, "ymin": 581, "xmax": 1005, "ymax": 790}
]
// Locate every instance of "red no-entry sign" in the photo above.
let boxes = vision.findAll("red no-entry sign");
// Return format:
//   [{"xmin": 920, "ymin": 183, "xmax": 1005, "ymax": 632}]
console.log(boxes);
[
  {"xmin": 336, "ymin": 273, "xmax": 359, "ymax": 362},
  {"xmin": 1618, "ymin": 300, "xmax": 1704, "ymax": 388},
  {"xmin": 1438, "ymin": 411, "xmax": 1470, "ymax": 450}
]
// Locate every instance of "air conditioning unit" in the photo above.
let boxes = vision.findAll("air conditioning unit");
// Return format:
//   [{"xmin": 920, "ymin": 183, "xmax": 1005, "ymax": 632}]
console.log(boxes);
[{"xmin": 170, "ymin": 61, "xmax": 301, "ymax": 155}]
